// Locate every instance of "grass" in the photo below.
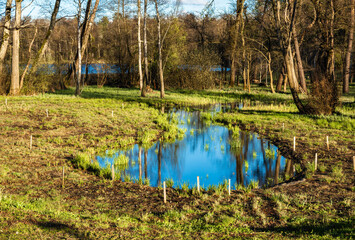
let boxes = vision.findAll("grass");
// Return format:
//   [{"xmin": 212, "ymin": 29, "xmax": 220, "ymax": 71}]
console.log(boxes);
[{"xmin": 0, "ymin": 85, "xmax": 354, "ymax": 239}]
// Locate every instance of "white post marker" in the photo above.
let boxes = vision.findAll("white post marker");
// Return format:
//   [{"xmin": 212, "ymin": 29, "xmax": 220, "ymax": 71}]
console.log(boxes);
[
  {"xmin": 112, "ymin": 164, "xmax": 115, "ymax": 182},
  {"xmin": 353, "ymin": 156, "xmax": 355, "ymax": 172},
  {"xmin": 282, "ymin": 123, "xmax": 284, "ymax": 132},
  {"xmin": 46, "ymin": 109, "xmax": 48, "ymax": 117},
  {"xmin": 163, "ymin": 181, "xmax": 166, "ymax": 204},
  {"xmin": 112, "ymin": 111, "xmax": 114, "ymax": 117},
  {"xmin": 197, "ymin": 176, "xmax": 200, "ymax": 193},
  {"xmin": 30, "ymin": 135, "xmax": 33, "ymax": 150},
  {"xmin": 5, "ymin": 99, "xmax": 7, "ymax": 107},
  {"xmin": 293, "ymin": 137, "xmax": 296, "ymax": 152},
  {"xmin": 315, "ymin": 153, "xmax": 318, "ymax": 171},
  {"xmin": 228, "ymin": 179, "xmax": 231, "ymax": 196},
  {"xmin": 326, "ymin": 136, "xmax": 329, "ymax": 150}
]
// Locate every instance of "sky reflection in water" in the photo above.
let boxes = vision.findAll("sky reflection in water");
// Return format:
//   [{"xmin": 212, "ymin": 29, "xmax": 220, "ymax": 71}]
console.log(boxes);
[{"xmin": 97, "ymin": 105, "xmax": 293, "ymax": 188}]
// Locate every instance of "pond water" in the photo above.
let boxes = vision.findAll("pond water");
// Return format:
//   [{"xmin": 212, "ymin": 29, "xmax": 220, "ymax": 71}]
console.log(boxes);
[{"xmin": 96, "ymin": 104, "xmax": 294, "ymax": 189}]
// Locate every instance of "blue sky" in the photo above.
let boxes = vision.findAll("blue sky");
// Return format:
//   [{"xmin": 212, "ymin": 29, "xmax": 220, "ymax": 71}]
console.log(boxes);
[{"xmin": 181, "ymin": 0, "xmax": 232, "ymax": 14}]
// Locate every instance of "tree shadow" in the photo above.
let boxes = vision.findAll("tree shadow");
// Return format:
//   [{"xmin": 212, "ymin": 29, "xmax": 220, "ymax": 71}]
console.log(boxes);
[
  {"xmin": 31, "ymin": 219, "xmax": 93, "ymax": 239},
  {"xmin": 254, "ymin": 220, "xmax": 354, "ymax": 238}
]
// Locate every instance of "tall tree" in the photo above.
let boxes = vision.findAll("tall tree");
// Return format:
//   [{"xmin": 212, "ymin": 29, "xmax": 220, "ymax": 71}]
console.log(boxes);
[
  {"xmin": 154, "ymin": 0, "xmax": 164, "ymax": 98},
  {"xmin": 75, "ymin": 0, "xmax": 83, "ymax": 96},
  {"xmin": 0, "ymin": 0, "xmax": 13, "ymax": 73},
  {"xmin": 141, "ymin": 0, "xmax": 149, "ymax": 97},
  {"xmin": 343, "ymin": 0, "xmax": 354, "ymax": 93},
  {"xmin": 10, "ymin": 0, "xmax": 22, "ymax": 95},
  {"xmin": 27, "ymin": 0, "xmax": 61, "ymax": 76},
  {"xmin": 137, "ymin": 0, "xmax": 143, "ymax": 91},
  {"xmin": 229, "ymin": 0, "xmax": 245, "ymax": 87}
]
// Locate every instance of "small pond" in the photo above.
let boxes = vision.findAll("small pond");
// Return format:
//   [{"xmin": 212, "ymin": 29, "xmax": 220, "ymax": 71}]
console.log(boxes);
[{"xmin": 96, "ymin": 104, "xmax": 294, "ymax": 189}]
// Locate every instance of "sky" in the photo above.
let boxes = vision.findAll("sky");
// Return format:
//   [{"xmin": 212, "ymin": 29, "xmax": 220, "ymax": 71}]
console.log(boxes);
[
  {"xmin": 3, "ymin": 0, "xmax": 234, "ymax": 20},
  {"xmin": 181, "ymin": 0, "xmax": 232, "ymax": 14}
]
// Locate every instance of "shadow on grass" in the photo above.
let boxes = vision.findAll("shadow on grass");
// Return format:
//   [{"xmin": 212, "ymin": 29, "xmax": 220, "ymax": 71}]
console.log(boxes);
[
  {"xmin": 254, "ymin": 220, "xmax": 354, "ymax": 238},
  {"xmin": 53, "ymin": 86, "xmax": 295, "ymax": 105},
  {"xmin": 32, "ymin": 219, "xmax": 93, "ymax": 239}
]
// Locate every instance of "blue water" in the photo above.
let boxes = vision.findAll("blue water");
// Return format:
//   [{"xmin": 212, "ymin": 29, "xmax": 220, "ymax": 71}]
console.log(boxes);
[
  {"xmin": 14, "ymin": 64, "xmax": 229, "ymax": 75},
  {"xmin": 96, "ymin": 105, "xmax": 291, "ymax": 189}
]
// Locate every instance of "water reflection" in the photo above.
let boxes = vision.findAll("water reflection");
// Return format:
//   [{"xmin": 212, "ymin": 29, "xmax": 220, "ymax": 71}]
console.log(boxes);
[{"xmin": 97, "ymin": 105, "xmax": 292, "ymax": 188}]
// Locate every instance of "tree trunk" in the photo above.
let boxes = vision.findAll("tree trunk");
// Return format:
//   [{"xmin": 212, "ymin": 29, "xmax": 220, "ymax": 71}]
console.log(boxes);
[
  {"xmin": 76, "ymin": 1, "xmax": 82, "ymax": 96},
  {"xmin": 343, "ymin": 0, "xmax": 354, "ymax": 93},
  {"xmin": 69, "ymin": 0, "xmax": 99, "ymax": 82},
  {"xmin": 230, "ymin": 58, "xmax": 236, "ymax": 87},
  {"xmin": 292, "ymin": 25, "xmax": 307, "ymax": 92},
  {"xmin": 229, "ymin": 0, "xmax": 245, "ymax": 88},
  {"xmin": 137, "ymin": 0, "xmax": 143, "ymax": 91},
  {"xmin": 27, "ymin": 0, "xmax": 61, "ymax": 76},
  {"xmin": 268, "ymin": 52, "xmax": 275, "ymax": 93},
  {"xmin": 10, "ymin": 0, "xmax": 22, "ymax": 95},
  {"xmin": 0, "ymin": 0, "xmax": 13, "ymax": 73},
  {"xmin": 154, "ymin": 0, "xmax": 164, "ymax": 98},
  {"xmin": 141, "ymin": 0, "xmax": 148, "ymax": 97},
  {"xmin": 20, "ymin": 27, "xmax": 38, "ymax": 90}
]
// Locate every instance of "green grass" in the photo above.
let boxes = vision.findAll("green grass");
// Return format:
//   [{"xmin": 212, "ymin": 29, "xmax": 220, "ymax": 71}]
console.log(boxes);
[{"xmin": 0, "ymin": 85, "xmax": 354, "ymax": 239}]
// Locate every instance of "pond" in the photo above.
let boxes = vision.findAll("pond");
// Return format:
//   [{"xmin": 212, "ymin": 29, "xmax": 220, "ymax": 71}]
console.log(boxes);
[{"xmin": 96, "ymin": 104, "xmax": 294, "ymax": 189}]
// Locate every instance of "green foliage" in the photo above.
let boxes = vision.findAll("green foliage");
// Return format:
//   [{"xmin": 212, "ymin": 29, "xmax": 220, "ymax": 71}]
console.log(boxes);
[{"xmin": 165, "ymin": 178, "xmax": 174, "ymax": 188}]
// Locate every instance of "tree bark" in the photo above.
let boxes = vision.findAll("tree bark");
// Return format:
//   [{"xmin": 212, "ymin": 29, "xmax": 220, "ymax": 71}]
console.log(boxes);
[
  {"xmin": 141, "ymin": 0, "xmax": 148, "ymax": 97},
  {"xmin": 137, "ymin": 0, "xmax": 143, "ymax": 91},
  {"xmin": 229, "ymin": 0, "xmax": 245, "ymax": 87},
  {"xmin": 10, "ymin": 0, "xmax": 22, "ymax": 95},
  {"xmin": 0, "ymin": 0, "xmax": 13, "ymax": 73},
  {"xmin": 343, "ymin": 0, "xmax": 354, "ymax": 93},
  {"xmin": 27, "ymin": 0, "xmax": 61, "ymax": 76},
  {"xmin": 268, "ymin": 52, "xmax": 275, "ymax": 93},
  {"xmin": 292, "ymin": 26, "xmax": 307, "ymax": 92},
  {"xmin": 76, "ymin": 0, "xmax": 82, "ymax": 96},
  {"xmin": 20, "ymin": 27, "xmax": 38, "ymax": 90},
  {"xmin": 154, "ymin": 0, "xmax": 164, "ymax": 98}
]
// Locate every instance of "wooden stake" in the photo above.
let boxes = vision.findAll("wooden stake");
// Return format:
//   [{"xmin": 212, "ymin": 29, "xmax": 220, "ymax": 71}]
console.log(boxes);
[
  {"xmin": 293, "ymin": 137, "xmax": 296, "ymax": 152},
  {"xmin": 197, "ymin": 176, "xmax": 200, "ymax": 193},
  {"xmin": 353, "ymin": 156, "xmax": 355, "ymax": 171},
  {"xmin": 163, "ymin": 181, "xmax": 166, "ymax": 203},
  {"xmin": 112, "ymin": 164, "xmax": 115, "ymax": 182},
  {"xmin": 112, "ymin": 111, "xmax": 114, "ymax": 117},
  {"xmin": 5, "ymin": 99, "xmax": 7, "ymax": 107},
  {"xmin": 228, "ymin": 179, "xmax": 231, "ymax": 196},
  {"xmin": 62, "ymin": 166, "xmax": 65, "ymax": 189},
  {"xmin": 326, "ymin": 136, "xmax": 329, "ymax": 150},
  {"xmin": 46, "ymin": 109, "xmax": 48, "ymax": 117},
  {"xmin": 282, "ymin": 123, "xmax": 284, "ymax": 132},
  {"xmin": 315, "ymin": 153, "xmax": 318, "ymax": 171},
  {"xmin": 30, "ymin": 135, "xmax": 32, "ymax": 150}
]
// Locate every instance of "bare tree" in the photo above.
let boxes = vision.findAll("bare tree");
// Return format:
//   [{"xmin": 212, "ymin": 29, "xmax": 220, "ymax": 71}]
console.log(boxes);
[
  {"xmin": 343, "ymin": 0, "xmax": 354, "ymax": 93},
  {"xmin": 27, "ymin": 0, "xmax": 61, "ymax": 76},
  {"xmin": 154, "ymin": 0, "xmax": 164, "ymax": 98},
  {"xmin": 10, "ymin": 0, "xmax": 22, "ymax": 95},
  {"xmin": 75, "ymin": 0, "xmax": 83, "ymax": 96},
  {"xmin": 141, "ymin": 0, "xmax": 148, "ymax": 97},
  {"xmin": 229, "ymin": 0, "xmax": 245, "ymax": 87},
  {"xmin": 137, "ymin": 0, "xmax": 143, "ymax": 91},
  {"xmin": 0, "ymin": 0, "xmax": 13, "ymax": 73}
]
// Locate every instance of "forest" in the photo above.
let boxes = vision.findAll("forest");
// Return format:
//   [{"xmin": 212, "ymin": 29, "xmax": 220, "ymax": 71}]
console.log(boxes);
[
  {"xmin": 0, "ymin": 0, "xmax": 353, "ymax": 112},
  {"xmin": 0, "ymin": 0, "xmax": 354, "ymax": 239}
]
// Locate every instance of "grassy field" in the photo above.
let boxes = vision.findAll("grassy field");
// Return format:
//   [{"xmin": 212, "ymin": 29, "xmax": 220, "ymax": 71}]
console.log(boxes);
[{"xmin": 0, "ymin": 86, "xmax": 354, "ymax": 239}]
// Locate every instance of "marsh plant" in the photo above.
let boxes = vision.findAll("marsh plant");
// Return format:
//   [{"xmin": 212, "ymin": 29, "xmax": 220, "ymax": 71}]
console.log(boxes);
[
  {"xmin": 165, "ymin": 178, "xmax": 174, "ymax": 188},
  {"xmin": 248, "ymin": 180, "xmax": 259, "ymax": 190}
]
